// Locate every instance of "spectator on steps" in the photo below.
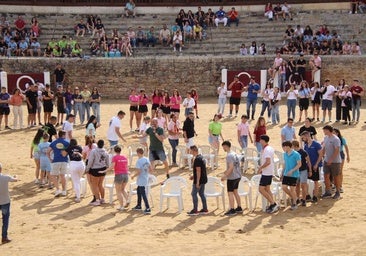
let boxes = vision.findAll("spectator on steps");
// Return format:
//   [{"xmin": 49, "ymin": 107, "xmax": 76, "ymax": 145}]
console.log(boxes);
[
  {"xmin": 146, "ymin": 26, "xmax": 157, "ymax": 47},
  {"xmin": 173, "ymin": 30, "xmax": 182, "ymax": 52},
  {"xmin": 86, "ymin": 15, "xmax": 96, "ymax": 34},
  {"xmin": 215, "ymin": 6, "xmax": 228, "ymax": 27},
  {"xmin": 249, "ymin": 41, "xmax": 258, "ymax": 55},
  {"xmin": 28, "ymin": 38, "xmax": 41, "ymax": 57},
  {"xmin": 193, "ymin": 22, "xmax": 203, "ymax": 41},
  {"xmin": 281, "ymin": 1, "xmax": 293, "ymax": 21},
  {"xmin": 239, "ymin": 44, "xmax": 247, "ymax": 55},
  {"xmin": 273, "ymin": 3, "xmax": 283, "ymax": 20},
  {"xmin": 159, "ymin": 24, "xmax": 171, "ymax": 46},
  {"xmin": 30, "ymin": 17, "xmax": 40, "ymax": 38},
  {"xmin": 227, "ymin": 7, "xmax": 239, "ymax": 27},
  {"xmin": 92, "ymin": 18, "xmax": 105, "ymax": 38},
  {"xmin": 136, "ymin": 26, "xmax": 146, "ymax": 47},
  {"xmin": 75, "ymin": 19, "xmax": 86, "ymax": 37},
  {"xmin": 127, "ymin": 27, "xmax": 137, "ymax": 48},
  {"xmin": 264, "ymin": 3, "xmax": 274, "ymax": 21},
  {"xmin": 125, "ymin": 0, "xmax": 136, "ymax": 18},
  {"xmin": 183, "ymin": 21, "xmax": 193, "ymax": 43},
  {"xmin": 205, "ymin": 8, "xmax": 215, "ymax": 27}
]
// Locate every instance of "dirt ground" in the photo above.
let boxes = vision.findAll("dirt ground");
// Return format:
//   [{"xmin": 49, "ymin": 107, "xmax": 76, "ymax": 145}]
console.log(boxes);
[{"xmin": 1, "ymin": 98, "xmax": 366, "ymax": 255}]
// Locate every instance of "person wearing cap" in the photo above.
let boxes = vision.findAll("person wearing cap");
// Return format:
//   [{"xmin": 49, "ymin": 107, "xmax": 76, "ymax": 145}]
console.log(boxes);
[
  {"xmin": 257, "ymin": 135, "xmax": 279, "ymax": 213},
  {"xmin": 62, "ymin": 114, "xmax": 75, "ymax": 142},
  {"xmin": 0, "ymin": 163, "xmax": 19, "ymax": 244},
  {"xmin": 350, "ymin": 79, "xmax": 364, "ymax": 123},
  {"xmin": 227, "ymin": 75, "xmax": 245, "ymax": 118},
  {"xmin": 320, "ymin": 79, "xmax": 336, "ymax": 123},
  {"xmin": 246, "ymin": 76, "xmax": 260, "ymax": 120}
]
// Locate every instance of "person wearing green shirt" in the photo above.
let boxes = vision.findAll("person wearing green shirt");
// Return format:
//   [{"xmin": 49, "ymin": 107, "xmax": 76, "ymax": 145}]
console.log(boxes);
[
  {"xmin": 58, "ymin": 36, "xmax": 68, "ymax": 51},
  {"xmin": 208, "ymin": 114, "xmax": 224, "ymax": 156}
]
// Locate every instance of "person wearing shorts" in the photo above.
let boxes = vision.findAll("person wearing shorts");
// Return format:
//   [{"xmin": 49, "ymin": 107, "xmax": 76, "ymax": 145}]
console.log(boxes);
[
  {"xmin": 221, "ymin": 141, "xmax": 243, "ymax": 216},
  {"xmin": 183, "ymin": 111, "xmax": 196, "ymax": 149},
  {"xmin": 143, "ymin": 118, "xmax": 170, "ymax": 179},
  {"xmin": 281, "ymin": 141, "xmax": 301, "ymax": 210},
  {"xmin": 257, "ymin": 135, "xmax": 279, "ymax": 213},
  {"xmin": 47, "ymin": 130, "xmax": 70, "ymax": 197},
  {"xmin": 320, "ymin": 79, "xmax": 336, "ymax": 123},
  {"xmin": 0, "ymin": 87, "xmax": 11, "ymax": 130},
  {"xmin": 25, "ymin": 84, "xmax": 38, "ymax": 127},
  {"xmin": 38, "ymin": 133, "xmax": 52, "ymax": 188},
  {"xmin": 227, "ymin": 75, "xmax": 244, "ymax": 118},
  {"xmin": 292, "ymin": 140, "xmax": 312, "ymax": 207},
  {"xmin": 101, "ymin": 145, "xmax": 129, "ymax": 210},
  {"xmin": 321, "ymin": 125, "xmax": 342, "ymax": 200}
]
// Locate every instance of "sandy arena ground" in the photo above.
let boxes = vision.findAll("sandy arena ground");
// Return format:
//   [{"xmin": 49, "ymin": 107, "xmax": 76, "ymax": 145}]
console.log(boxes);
[{"xmin": 1, "ymin": 98, "xmax": 366, "ymax": 255}]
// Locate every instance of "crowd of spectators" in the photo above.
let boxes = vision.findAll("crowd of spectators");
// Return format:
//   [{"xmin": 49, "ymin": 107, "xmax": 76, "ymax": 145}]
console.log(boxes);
[{"xmin": 0, "ymin": 15, "xmax": 43, "ymax": 57}]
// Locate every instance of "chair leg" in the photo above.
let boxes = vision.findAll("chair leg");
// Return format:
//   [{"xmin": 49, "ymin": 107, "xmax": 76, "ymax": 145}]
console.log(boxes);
[
  {"xmin": 248, "ymin": 193, "xmax": 253, "ymax": 211},
  {"xmin": 159, "ymin": 195, "xmax": 163, "ymax": 213},
  {"xmin": 109, "ymin": 188, "xmax": 114, "ymax": 204},
  {"xmin": 221, "ymin": 195, "xmax": 225, "ymax": 210},
  {"xmin": 216, "ymin": 197, "xmax": 219, "ymax": 209},
  {"xmin": 261, "ymin": 195, "xmax": 267, "ymax": 212}
]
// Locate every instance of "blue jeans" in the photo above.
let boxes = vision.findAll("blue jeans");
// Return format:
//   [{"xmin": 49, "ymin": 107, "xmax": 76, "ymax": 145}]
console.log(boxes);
[
  {"xmin": 1, "ymin": 203, "xmax": 10, "ymax": 239},
  {"xmin": 109, "ymin": 140, "xmax": 118, "ymax": 148},
  {"xmin": 255, "ymin": 141, "xmax": 262, "ymax": 153},
  {"xmin": 271, "ymin": 104, "xmax": 280, "ymax": 124},
  {"xmin": 82, "ymin": 102, "xmax": 90, "ymax": 121},
  {"xmin": 217, "ymin": 97, "xmax": 226, "ymax": 114},
  {"xmin": 168, "ymin": 138, "xmax": 179, "ymax": 164},
  {"xmin": 260, "ymin": 100, "xmax": 271, "ymax": 118},
  {"xmin": 227, "ymin": 17, "xmax": 239, "ymax": 27},
  {"xmin": 191, "ymin": 184, "xmax": 207, "ymax": 211},
  {"xmin": 287, "ymin": 99, "xmax": 296, "ymax": 119},
  {"xmin": 352, "ymin": 99, "xmax": 361, "ymax": 122},
  {"xmin": 137, "ymin": 186, "xmax": 150, "ymax": 209},
  {"xmin": 91, "ymin": 103, "xmax": 100, "ymax": 124},
  {"xmin": 239, "ymin": 135, "xmax": 248, "ymax": 149},
  {"xmin": 74, "ymin": 102, "xmax": 83, "ymax": 123},
  {"xmin": 278, "ymin": 73, "xmax": 286, "ymax": 92},
  {"xmin": 246, "ymin": 98, "xmax": 257, "ymax": 119},
  {"xmin": 65, "ymin": 102, "xmax": 73, "ymax": 116}
]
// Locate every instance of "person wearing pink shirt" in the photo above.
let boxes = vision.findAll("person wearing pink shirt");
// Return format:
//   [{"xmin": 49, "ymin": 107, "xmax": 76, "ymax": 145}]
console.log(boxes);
[
  {"xmin": 268, "ymin": 52, "xmax": 283, "ymax": 79},
  {"xmin": 151, "ymin": 89, "xmax": 162, "ymax": 118},
  {"xmin": 309, "ymin": 52, "xmax": 321, "ymax": 82},
  {"xmin": 129, "ymin": 88, "xmax": 140, "ymax": 132},
  {"xmin": 170, "ymin": 89, "xmax": 182, "ymax": 118},
  {"xmin": 237, "ymin": 115, "xmax": 253, "ymax": 150},
  {"xmin": 137, "ymin": 89, "xmax": 149, "ymax": 129},
  {"xmin": 100, "ymin": 145, "xmax": 129, "ymax": 210},
  {"xmin": 9, "ymin": 88, "xmax": 25, "ymax": 129}
]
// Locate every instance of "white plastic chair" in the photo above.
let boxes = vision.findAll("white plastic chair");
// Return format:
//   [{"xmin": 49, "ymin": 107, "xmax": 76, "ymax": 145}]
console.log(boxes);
[
  {"xmin": 251, "ymin": 174, "xmax": 281, "ymax": 212},
  {"xmin": 160, "ymin": 176, "xmax": 187, "ymax": 213},
  {"xmin": 204, "ymin": 176, "xmax": 225, "ymax": 210},
  {"xmin": 243, "ymin": 148, "xmax": 260, "ymax": 174},
  {"xmin": 238, "ymin": 176, "xmax": 252, "ymax": 211},
  {"xmin": 127, "ymin": 143, "xmax": 147, "ymax": 167},
  {"xmin": 128, "ymin": 174, "xmax": 157, "ymax": 207},
  {"xmin": 199, "ymin": 145, "xmax": 216, "ymax": 169},
  {"xmin": 103, "ymin": 175, "xmax": 115, "ymax": 204},
  {"xmin": 163, "ymin": 144, "xmax": 172, "ymax": 166},
  {"xmin": 274, "ymin": 150, "xmax": 284, "ymax": 171},
  {"xmin": 176, "ymin": 145, "xmax": 193, "ymax": 170}
]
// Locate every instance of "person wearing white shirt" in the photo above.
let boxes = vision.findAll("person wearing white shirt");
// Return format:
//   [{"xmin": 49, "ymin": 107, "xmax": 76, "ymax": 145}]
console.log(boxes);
[
  {"xmin": 286, "ymin": 84, "xmax": 298, "ymax": 120},
  {"xmin": 182, "ymin": 91, "xmax": 195, "ymax": 117},
  {"xmin": 320, "ymin": 79, "xmax": 336, "ymax": 123},
  {"xmin": 62, "ymin": 114, "xmax": 75, "ymax": 142},
  {"xmin": 281, "ymin": 2, "xmax": 292, "ymax": 21},
  {"xmin": 107, "ymin": 111, "xmax": 127, "ymax": 147},
  {"xmin": 269, "ymin": 87, "xmax": 281, "ymax": 124},
  {"xmin": 217, "ymin": 82, "xmax": 227, "ymax": 115}
]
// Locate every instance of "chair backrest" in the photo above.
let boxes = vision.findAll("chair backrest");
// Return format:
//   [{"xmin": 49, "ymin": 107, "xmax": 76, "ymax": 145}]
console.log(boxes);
[
  {"xmin": 162, "ymin": 176, "xmax": 187, "ymax": 194},
  {"xmin": 231, "ymin": 145, "xmax": 243, "ymax": 154},
  {"xmin": 205, "ymin": 176, "xmax": 223, "ymax": 194},
  {"xmin": 238, "ymin": 176, "xmax": 251, "ymax": 194},
  {"xmin": 274, "ymin": 150, "xmax": 284, "ymax": 163},
  {"xmin": 148, "ymin": 174, "xmax": 158, "ymax": 186},
  {"xmin": 104, "ymin": 175, "xmax": 114, "ymax": 186},
  {"xmin": 199, "ymin": 145, "xmax": 213, "ymax": 155},
  {"xmin": 128, "ymin": 143, "xmax": 146, "ymax": 153},
  {"xmin": 251, "ymin": 174, "xmax": 262, "ymax": 187},
  {"xmin": 176, "ymin": 145, "xmax": 187, "ymax": 154},
  {"xmin": 245, "ymin": 148, "xmax": 259, "ymax": 157}
]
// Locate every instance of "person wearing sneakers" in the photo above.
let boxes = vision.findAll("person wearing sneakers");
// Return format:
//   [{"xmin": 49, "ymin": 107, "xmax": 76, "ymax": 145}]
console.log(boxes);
[
  {"xmin": 292, "ymin": 140, "xmax": 312, "ymax": 207},
  {"xmin": 221, "ymin": 141, "xmax": 243, "ymax": 216},
  {"xmin": 47, "ymin": 130, "xmax": 70, "ymax": 197},
  {"xmin": 321, "ymin": 125, "xmax": 342, "ymax": 200},
  {"xmin": 281, "ymin": 141, "xmax": 301, "ymax": 210},
  {"xmin": 187, "ymin": 145, "xmax": 208, "ymax": 216},
  {"xmin": 131, "ymin": 147, "xmax": 152, "ymax": 215},
  {"xmin": 257, "ymin": 135, "xmax": 279, "ymax": 213},
  {"xmin": 86, "ymin": 139, "xmax": 109, "ymax": 206},
  {"xmin": 227, "ymin": 75, "xmax": 245, "ymax": 118},
  {"xmin": 301, "ymin": 131, "xmax": 323, "ymax": 203},
  {"xmin": 0, "ymin": 163, "xmax": 19, "ymax": 244}
]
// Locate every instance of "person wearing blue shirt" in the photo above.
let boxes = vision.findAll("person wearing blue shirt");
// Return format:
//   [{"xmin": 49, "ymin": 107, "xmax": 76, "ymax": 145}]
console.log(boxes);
[
  {"xmin": 281, "ymin": 140, "xmax": 301, "ymax": 210},
  {"xmin": 281, "ymin": 118, "xmax": 296, "ymax": 142},
  {"xmin": 17, "ymin": 39, "xmax": 28, "ymax": 56},
  {"xmin": 47, "ymin": 130, "xmax": 70, "ymax": 197},
  {"xmin": 131, "ymin": 147, "xmax": 152, "ymax": 215},
  {"xmin": 214, "ymin": 6, "xmax": 228, "ymax": 27},
  {"xmin": 246, "ymin": 76, "xmax": 260, "ymax": 120},
  {"xmin": 7, "ymin": 39, "xmax": 17, "ymax": 57}
]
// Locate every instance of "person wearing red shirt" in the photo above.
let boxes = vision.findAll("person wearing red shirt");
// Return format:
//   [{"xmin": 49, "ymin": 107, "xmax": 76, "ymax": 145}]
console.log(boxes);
[
  {"xmin": 227, "ymin": 7, "xmax": 239, "ymax": 27},
  {"xmin": 14, "ymin": 15, "xmax": 26, "ymax": 33},
  {"xmin": 227, "ymin": 75, "xmax": 244, "ymax": 118},
  {"xmin": 350, "ymin": 79, "xmax": 364, "ymax": 123}
]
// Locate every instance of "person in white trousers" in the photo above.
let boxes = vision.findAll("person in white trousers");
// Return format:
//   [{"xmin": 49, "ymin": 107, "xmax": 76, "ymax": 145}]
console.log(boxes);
[
  {"xmin": 66, "ymin": 139, "xmax": 86, "ymax": 202},
  {"xmin": 9, "ymin": 88, "xmax": 24, "ymax": 129}
]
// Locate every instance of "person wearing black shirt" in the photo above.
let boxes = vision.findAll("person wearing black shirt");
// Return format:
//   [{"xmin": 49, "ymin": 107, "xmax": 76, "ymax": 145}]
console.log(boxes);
[
  {"xmin": 54, "ymin": 63, "xmax": 66, "ymax": 86},
  {"xmin": 298, "ymin": 117, "xmax": 317, "ymax": 147},
  {"xmin": 42, "ymin": 84, "xmax": 54, "ymax": 124},
  {"xmin": 187, "ymin": 145, "xmax": 208, "ymax": 216},
  {"xmin": 67, "ymin": 138, "xmax": 85, "ymax": 202},
  {"xmin": 43, "ymin": 116, "xmax": 57, "ymax": 142},
  {"xmin": 182, "ymin": 111, "xmax": 196, "ymax": 148},
  {"xmin": 25, "ymin": 84, "xmax": 38, "ymax": 127},
  {"xmin": 296, "ymin": 54, "xmax": 306, "ymax": 79}
]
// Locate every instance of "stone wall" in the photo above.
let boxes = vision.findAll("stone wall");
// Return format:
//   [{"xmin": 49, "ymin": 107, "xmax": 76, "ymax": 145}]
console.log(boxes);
[{"xmin": 0, "ymin": 56, "xmax": 364, "ymax": 98}]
